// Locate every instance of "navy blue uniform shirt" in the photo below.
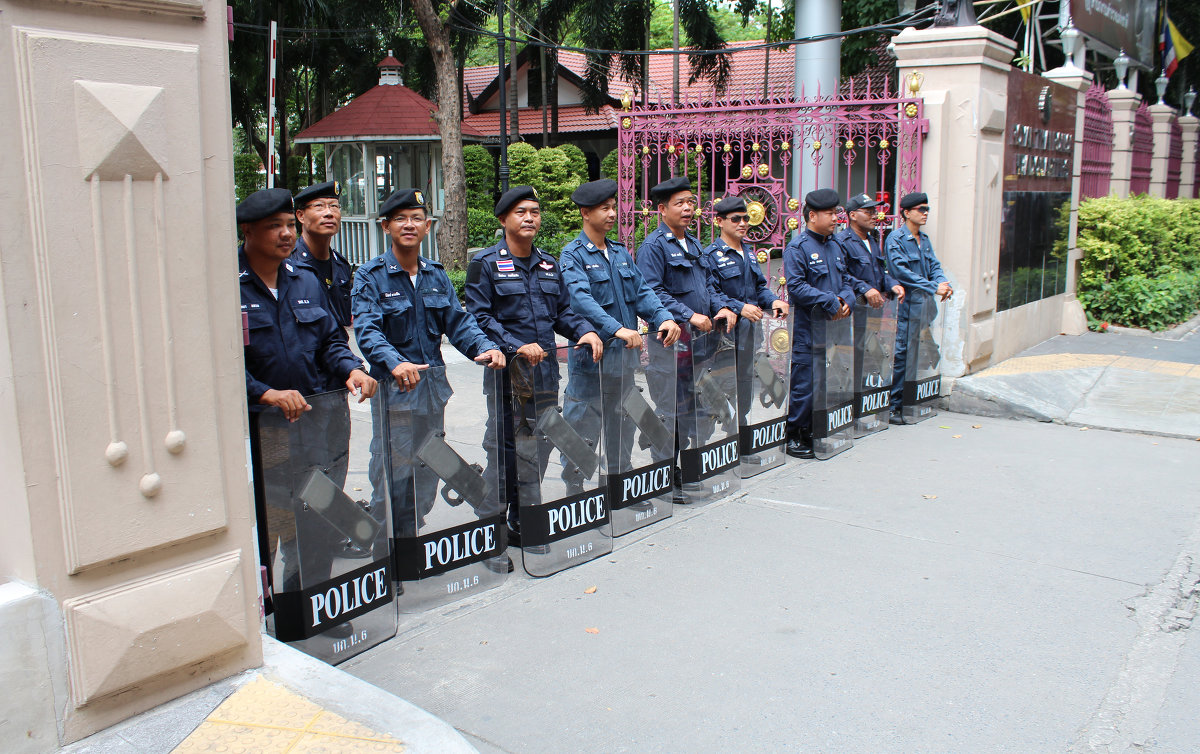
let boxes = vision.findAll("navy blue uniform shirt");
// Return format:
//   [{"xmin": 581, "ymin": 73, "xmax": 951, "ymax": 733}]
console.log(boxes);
[
  {"xmin": 783, "ymin": 229, "xmax": 858, "ymax": 326},
  {"xmin": 352, "ymin": 249, "xmax": 497, "ymax": 379},
  {"xmin": 560, "ymin": 230, "xmax": 672, "ymax": 338},
  {"xmin": 834, "ymin": 227, "xmax": 900, "ymax": 299},
  {"xmin": 885, "ymin": 225, "xmax": 947, "ymax": 296},
  {"xmin": 635, "ymin": 222, "xmax": 735, "ymax": 322},
  {"xmin": 240, "ymin": 247, "xmax": 364, "ymax": 407},
  {"xmin": 701, "ymin": 237, "xmax": 780, "ymax": 313},
  {"xmin": 290, "ymin": 237, "xmax": 353, "ymax": 327},
  {"xmin": 464, "ymin": 239, "xmax": 596, "ymax": 353}
]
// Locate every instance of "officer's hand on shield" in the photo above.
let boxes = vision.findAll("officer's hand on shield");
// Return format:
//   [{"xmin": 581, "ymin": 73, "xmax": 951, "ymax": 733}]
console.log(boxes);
[
  {"xmin": 936, "ymin": 281, "xmax": 953, "ymax": 301},
  {"xmin": 475, "ymin": 349, "xmax": 507, "ymax": 369},
  {"xmin": 392, "ymin": 361, "xmax": 430, "ymax": 392},
  {"xmin": 345, "ymin": 369, "xmax": 378, "ymax": 402},
  {"xmin": 657, "ymin": 319, "xmax": 682, "ymax": 347},
  {"xmin": 864, "ymin": 288, "xmax": 886, "ymax": 308},
  {"xmin": 689, "ymin": 312, "xmax": 714, "ymax": 333},
  {"xmin": 714, "ymin": 307, "xmax": 738, "ymax": 333},
  {"xmin": 260, "ymin": 388, "xmax": 311, "ymax": 422},
  {"xmin": 615, "ymin": 327, "xmax": 643, "ymax": 350},
  {"xmin": 771, "ymin": 300, "xmax": 790, "ymax": 318},
  {"xmin": 892, "ymin": 284, "xmax": 906, "ymax": 304},
  {"xmin": 516, "ymin": 342, "xmax": 547, "ymax": 365},
  {"xmin": 578, "ymin": 331, "xmax": 604, "ymax": 363},
  {"xmin": 740, "ymin": 303, "xmax": 764, "ymax": 322},
  {"xmin": 833, "ymin": 298, "xmax": 852, "ymax": 320}
]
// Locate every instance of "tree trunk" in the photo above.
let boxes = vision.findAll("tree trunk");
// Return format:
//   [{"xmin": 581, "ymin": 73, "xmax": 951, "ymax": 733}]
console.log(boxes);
[{"xmin": 412, "ymin": 0, "xmax": 468, "ymax": 270}]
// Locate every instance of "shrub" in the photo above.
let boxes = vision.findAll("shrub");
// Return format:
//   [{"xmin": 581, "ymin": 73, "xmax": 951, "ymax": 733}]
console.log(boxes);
[
  {"xmin": 467, "ymin": 207, "xmax": 500, "ymax": 249},
  {"xmin": 464, "ymin": 144, "xmax": 495, "ymax": 213},
  {"xmin": 446, "ymin": 268, "xmax": 467, "ymax": 302},
  {"xmin": 1076, "ymin": 196, "xmax": 1200, "ymax": 329},
  {"xmin": 558, "ymin": 143, "xmax": 589, "ymax": 182},
  {"xmin": 600, "ymin": 149, "xmax": 618, "ymax": 181}
]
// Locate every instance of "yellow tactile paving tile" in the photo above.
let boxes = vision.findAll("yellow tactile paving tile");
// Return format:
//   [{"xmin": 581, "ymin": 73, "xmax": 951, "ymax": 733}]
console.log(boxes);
[
  {"xmin": 171, "ymin": 677, "xmax": 404, "ymax": 753},
  {"xmin": 975, "ymin": 353, "xmax": 1200, "ymax": 380}
]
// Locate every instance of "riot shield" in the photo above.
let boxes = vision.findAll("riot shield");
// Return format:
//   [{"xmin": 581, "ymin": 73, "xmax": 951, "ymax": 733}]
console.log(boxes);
[
  {"xmin": 608, "ymin": 326, "xmax": 678, "ymax": 536},
  {"xmin": 678, "ymin": 324, "xmax": 741, "ymax": 503},
  {"xmin": 736, "ymin": 314, "xmax": 790, "ymax": 478},
  {"xmin": 853, "ymin": 298, "xmax": 899, "ymax": 438},
  {"xmin": 513, "ymin": 339, "xmax": 613, "ymax": 577},
  {"xmin": 252, "ymin": 389, "xmax": 395, "ymax": 664},
  {"xmin": 381, "ymin": 363, "xmax": 508, "ymax": 613},
  {"xmin": 901, "ymin": 294, "xmax": 943, "ymax": 424},
  {"xmin": 811, "ymin": 307, "xmax": 855, "ymax": 460}
]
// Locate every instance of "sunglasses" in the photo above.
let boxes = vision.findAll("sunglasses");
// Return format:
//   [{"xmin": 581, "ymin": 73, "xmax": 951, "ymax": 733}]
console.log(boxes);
[
  {"xmin": 726, "ymin": 214, "xmax": 750, "ymax": 224},
  {"xmin": 913, "ymin": 205, "xmax": 931, "ymax": 213}
]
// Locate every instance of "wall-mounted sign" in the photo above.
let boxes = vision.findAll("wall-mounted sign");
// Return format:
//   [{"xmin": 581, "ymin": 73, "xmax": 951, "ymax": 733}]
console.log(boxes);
[{"xmin": 1069, "ymin": 0, "xmax": 1156, "ymax": 68}]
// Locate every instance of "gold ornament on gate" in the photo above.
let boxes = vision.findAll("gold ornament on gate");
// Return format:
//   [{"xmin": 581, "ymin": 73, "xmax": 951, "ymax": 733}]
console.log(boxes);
[
  {"xmin": 752, "ymin": 142, "xmax": 761, "ymax": 151},
  {"xmin": 845, "ymin": 139, "xmax": 855, "ymax": 149},
  {"xmin": 621, "ymin": 89, "xmax": 633, "ymax": 110},
  {"xmin": 812, "ymin": 140, "xmax": 822, "ymax": 149},
  {"xmin": 781, "ymin": 141, "xmax": 790, "ymax": 150},
  {"xmin": 787, "ymin": 198, "xmax": 799, "ymax": 211},
  {"xmin": 879, "ymin": 138, "xmax": 890, "ymax": 149},
  {"xmin": 757, "ymin": 163, "xmax": 769, "ymax": 177},
  {"xmin": 642, "ymin": 145, "xmax": 650, "ymax": 154},
  {"xmin": 741, "ymin": 165, "xmax": 753, "ymax": 179},
  {"xmin": 906, "ymin": 71, "xmax": 924, "ymax": 96},
  {"xmin": 668, "ymin": 144, "xmax": 676, "ymax": 154},
  {"xmin": 622, "ymin": 117, "xmax": 632, "ymax": 129},
  {"xmin": 756, "ymin": 250, "xmax": 769, "ymax": 264},
  {"xmin": 746, "ymin": 200, "xmax": 766, "ymax": 226},
  {"xmin": 770, "ymin": 327, "xmax": 790, "ymax": 353},
  {"xmin": 723, "ymin": 142, "xmax": 731, "ymax": 152},
  {"xmin": 787, "ymin": 217, "xmax": 798, "ymax": 230},
  {"xmin": 905, "ymin": 103, "xmax": 918, "ymax": 117}
]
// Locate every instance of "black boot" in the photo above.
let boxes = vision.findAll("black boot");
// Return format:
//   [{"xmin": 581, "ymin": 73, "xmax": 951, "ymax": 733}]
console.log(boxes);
[{"xmin": 785, "ymin": 427, "xmax": 815, "ymax": 459}]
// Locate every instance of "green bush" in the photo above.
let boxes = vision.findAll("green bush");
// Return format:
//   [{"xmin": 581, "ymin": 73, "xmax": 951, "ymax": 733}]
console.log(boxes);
[
  {"xmin": 1076, "ymin": 196, "xmax": 1200, "ymax": 329},
  {"xmin": 467, "ymin": 207, "xmax": 500, "ymax": 248},
  {"xmin": 507, "ymin": 142, "xmax": 539, "ymax": 187},
  {"xmin": 557, "ymin": 143, "xmax": 589, "ymax": 182},
  {"xmin": 234, "ymin": 153, "xmax": 264, "ymax": 204},
  {"xmin": 446, "ymin": 268, "xmax": 467, "ymax": 302},
  {"xmin": 464, "ymin": 144, "xmax": 495, "ymax": 213},
  {"xmin": 601, "ymin": 149, "xmax": 618, "ymax": 181}
]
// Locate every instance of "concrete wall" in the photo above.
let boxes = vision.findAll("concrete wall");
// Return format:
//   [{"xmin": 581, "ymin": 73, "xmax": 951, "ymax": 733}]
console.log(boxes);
[{"xmin": 0, "ymin": 0, "xmax": 261, "ymax": 746}]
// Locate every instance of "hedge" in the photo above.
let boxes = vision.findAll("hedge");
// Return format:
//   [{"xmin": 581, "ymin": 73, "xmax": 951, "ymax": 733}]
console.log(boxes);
[{"xmin": 1076, "ymin": 196, "xmax": 1200, "ymax": 331}]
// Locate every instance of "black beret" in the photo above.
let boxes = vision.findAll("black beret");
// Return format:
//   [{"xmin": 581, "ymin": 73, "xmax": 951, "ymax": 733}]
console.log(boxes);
[
  {"xmin": 649, "ymin": 176, "xmax": 692, "ymax": 204},
  {"xmin": 803, "ymin": 188, "xmax": 840, "ymax": 212},
  {"xmin": 379, "ymin": 188, "xmax": 429, "ymax": 218},
  {"xmin": 844, "ymin": 193, "xmax": 881, "ymax": 213},
  {"xmin": 236, "ymin": 188, "xmax": 294, "ymax": 224},
  {"xmin": 571, "ymin": 179, "xmax": 618, "ymax": 207},
  {"xmin": 900, "ymin": 192, "xmax": 929, "ymax": 210},
  {"xmin": 294, "ymin": 181, "xmax": 340, "ymax": 207},
  {"xmin": 495, "ymin": 185, "xmax": 539, "ymax": 216},
  {"xmin": 713, "ymin": 195, "xmax": 748, "ymax": 216}
]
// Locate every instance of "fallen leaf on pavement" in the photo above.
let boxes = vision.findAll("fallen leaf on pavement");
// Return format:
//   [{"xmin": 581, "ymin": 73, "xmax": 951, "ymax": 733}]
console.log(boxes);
[
  {"xmin": 353, "ymin": 487, "xmax": 362, "ymax": 491},
  {"xmin": 922, "ymin": 494, "xmax": 937, "ymax": 500},
  {"xmin": 952, "ymin": 435, "xmax": 962, "ymax": 439},
  {"xmin": 972, "ymin": 425, "xmax": 982, "ymax": 429},
  {"xmin": 938, "ymin": 425, "xmax": 951, "ymax": 429},
  {"xmin": 584, "ymin": 586, "xmax": 597, "ymax": 594},
  {"xmin": 1080, "ymin": 427, "xmax": 1089, "ymax": 431},
  {"xmin": 585, "ymin": 627, "xmax": 600, "ymax": 634}
]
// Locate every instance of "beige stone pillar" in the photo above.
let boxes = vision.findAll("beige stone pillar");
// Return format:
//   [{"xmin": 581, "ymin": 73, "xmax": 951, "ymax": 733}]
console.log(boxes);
[
  {"xmin": 1108, "ymin": 89, "xmax": 1143, "ymax": 198},
  {"xmin": 1148, "ymin": 103, "xmax": 1177, "ymax": 198},
  {"xmin": 892, "ymin": 26, "xmax": 1016, "ymax": 374},
  {"xmin": 0, "ymin": 0, "xmax": 261, "ymax": 748},
  {"xmin": 1043, "ymin": 65, "xmax": 1093, "ymax": 336},
  {"xmin": 1180, "ymin": 116, "xmax": 1199, "ymax": 199}
]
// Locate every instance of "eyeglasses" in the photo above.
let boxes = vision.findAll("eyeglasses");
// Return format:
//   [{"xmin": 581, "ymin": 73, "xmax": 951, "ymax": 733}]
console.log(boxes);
[
  {"xmin": 913, "ymin": 205, "xmax": 930, "ymax": 213},
  {"xmin": 386, "ymin": 214, "xmax": 427, "ymax": 227},
  {"xmin": 726, "ymin": 214, "xmax": 750, "ymax": 224},
  {"xmin": 305, "ymin": 201, "xmax": 341, "ymax": 213}
]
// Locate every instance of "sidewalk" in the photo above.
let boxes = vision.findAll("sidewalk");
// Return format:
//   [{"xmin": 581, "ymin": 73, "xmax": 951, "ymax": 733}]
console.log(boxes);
[{"xmin": 945, "ymin": 314, "xmax": 1200, "ymax": 438}]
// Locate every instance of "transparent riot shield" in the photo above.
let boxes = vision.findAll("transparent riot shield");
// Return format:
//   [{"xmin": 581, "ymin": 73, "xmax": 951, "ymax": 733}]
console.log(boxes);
[
  {"xmin": 737, "ymin": 314, "xmax": 790, "ymax": 479},
  {"xmin": 513, "ymin": 339, "xmax": 613, "ymax": 577},
  {"xmin": 901, "ymin": 294, "xmax": 944, "ymax": 424},
  {"xmin": 678, "ymin": 324, "xmax": 742, "ymax": 503},
  {"xmin": 853, "ymin": 298, "xmax": 899, "ymax": 438},
  {"xmin": 811, "ymin": 307, "xmax": 855, "ymax": 460},
  {"xmin": 608, "ymin": 326, "xmax": 678, "ymax": 536},
  {"xmin": 252, "ymin": 389, "xmax": 395, "ymax": 664},
  {"xmin": 382, "ymin": 363, "xmax": 508, "ymax": 613}
]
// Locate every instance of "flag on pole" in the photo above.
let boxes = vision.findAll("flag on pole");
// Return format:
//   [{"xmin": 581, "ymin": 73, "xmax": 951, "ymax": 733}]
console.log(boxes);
[{"xmin": 1161, "ymin": 6, "xmax": 1194, "ymax": 79}]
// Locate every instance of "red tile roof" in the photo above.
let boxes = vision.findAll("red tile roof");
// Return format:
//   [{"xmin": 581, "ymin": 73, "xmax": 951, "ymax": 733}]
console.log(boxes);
[
  {"xmin": 463, "ymin": 104, "xmax": 620, "ymax": 136},
  {"xmin": 295, "ymin": 83, "xmax": 485, "ymax": 142}
]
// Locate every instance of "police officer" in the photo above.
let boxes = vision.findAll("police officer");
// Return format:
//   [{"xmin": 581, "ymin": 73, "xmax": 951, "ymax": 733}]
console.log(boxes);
[
  {"xmin": 352, "ymin": 188, "xmax": 507, "ymax": 569},
  {"xmin": 835, "ymin": 193, "xmax": 905, "ymax": 309},
  {"xmin": 559, "ymin": 179, "xmax": 681, "ymax": 488},
  {"xmin": 464, "ymin": 186, "xmax": 604, "ymax": 548},
  {"xmin": 239, "ymin": 188, "xmax": 377, "ymax": 629},
  {"xmin": 636, "ymin": 176, "xmax": 738, "ymax": 501},
  {"xmin": 886, "ymin": 191, "xmax": 952, "ymax": 424},
  {"xmin": 291, "ymin": 181, "xmax": 353, "ymax": 328},
  {"xmin": 703, "ymin": 195, "xmax": 789, "ymax": 441},
  {"xmin": 782, "ymin": 189, "xmax": 859, "ymax": 459}
]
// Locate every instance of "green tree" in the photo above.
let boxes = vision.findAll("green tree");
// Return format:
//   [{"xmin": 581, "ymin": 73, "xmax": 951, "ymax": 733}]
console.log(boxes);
[
  {"xmin": 464, "ymin": 144, "xmax": 496, "ymax": 212},
  {"xmin": 558, "ymin": 143, "xmax": 589, "ymax": 182}
]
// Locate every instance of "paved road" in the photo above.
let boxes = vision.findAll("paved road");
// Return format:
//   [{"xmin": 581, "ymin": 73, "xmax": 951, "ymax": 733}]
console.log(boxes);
[{"xmin": 343, "ymin": 413, "xmax": 1200, "ymax": 753}]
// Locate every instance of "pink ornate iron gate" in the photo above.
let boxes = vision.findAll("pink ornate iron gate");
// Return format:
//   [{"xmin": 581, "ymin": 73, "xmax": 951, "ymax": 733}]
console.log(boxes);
[
  {"xmin": 616, "ymin": 80, "xmax": 926, "ymax": 278},
  {"xmin": 1081, "ymin": 83, "xmax": 1114, "ymax": 199},
  {"xmin": 1129, "ymin": 102, "xmax": 1154, "ymax": 195},
  {"xmin": 1166, "ymin": 117, "xmax": 1182, "ymax": 199}
]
